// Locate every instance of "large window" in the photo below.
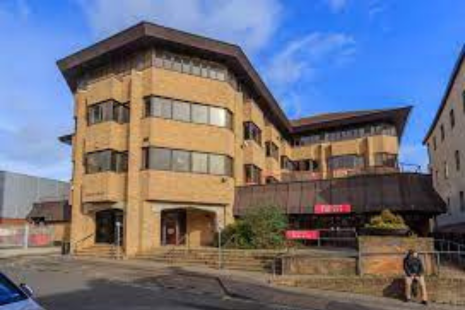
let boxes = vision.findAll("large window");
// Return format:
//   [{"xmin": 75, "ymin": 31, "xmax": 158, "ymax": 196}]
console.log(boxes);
[
  {"xmin": 265, "ymin": 141, "xmax": 279, "ymax": 161},
  {"xmin": 145, "ymin": 96, "xmax": 232, "ymax": 129},
  {"xmin": 244, "ymin": 164, "xmax": 262, "ymax": 184},
  {"xmin": 328, "ymin": 155, "xmax": 365, "ymax": 170},
  {"xmin": 374, "ymin": 153, "xmax": 398, "ymax": 168},
  {"xmin": 244, "ymin": 122, "xmax": 262, "ymax": 145},
  {"xmin": 143, "ymin": 147, "xmax": 233, "ymax": 176},
  {"xmin": 87, "ymin": 100, "xmax": 129, "ymax": 125},
  {"xmin": 85, "ymin": 150, "xmax": 128, "ymax": 174}
]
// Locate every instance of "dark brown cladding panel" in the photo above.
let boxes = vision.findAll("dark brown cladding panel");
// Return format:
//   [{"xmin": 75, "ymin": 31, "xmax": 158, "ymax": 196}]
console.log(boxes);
[{"xmin": 234, "ymin": 173, "xmax": 446, "ymax": 216}]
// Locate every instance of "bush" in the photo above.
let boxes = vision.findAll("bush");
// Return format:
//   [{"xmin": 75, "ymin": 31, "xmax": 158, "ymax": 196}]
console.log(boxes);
[
  {"xmin": 215, "ymin": 204, "xmax": 287, "ymax": 249},
  {"xmin": 365, "ymin": 209, "xmax": 409, "ymax": 230}
]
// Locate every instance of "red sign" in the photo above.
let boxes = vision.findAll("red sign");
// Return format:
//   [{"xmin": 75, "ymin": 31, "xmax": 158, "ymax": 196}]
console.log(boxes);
[
  {"xmin": 286, "ymin": 230, "xmax": 320, "ymax": 240},
  {"xmin": 314, "ymin": 204, "xmax": 352, "ymax": 214}
]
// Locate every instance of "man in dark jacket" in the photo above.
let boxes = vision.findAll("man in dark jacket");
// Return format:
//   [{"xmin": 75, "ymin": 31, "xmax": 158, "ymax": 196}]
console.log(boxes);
[{"xmin": 404, "ymin": 250, "xmax": 428, "ymax": 305}]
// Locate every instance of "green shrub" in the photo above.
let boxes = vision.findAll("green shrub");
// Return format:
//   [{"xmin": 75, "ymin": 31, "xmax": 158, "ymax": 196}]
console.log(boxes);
[
  {"xmin": 365, "ymin": 209, "xmax": 409, "ymax": 230},
  {"xmin": 215, "ymin": 203, "xmax": 287, "ymax": 249}
]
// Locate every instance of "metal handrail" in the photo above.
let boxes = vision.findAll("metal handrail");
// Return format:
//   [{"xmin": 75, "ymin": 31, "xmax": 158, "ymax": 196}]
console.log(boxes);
[
  {"xmin": 165, "ymin": 235, "xmax": 188, "ymax": 264},
  {"xmin": 221, "ymin": 233, "xmax": 237, "ymax": 249},
  {"xmin": 73, "ymin": 233, "xmax": 94, "ymax": 251}
]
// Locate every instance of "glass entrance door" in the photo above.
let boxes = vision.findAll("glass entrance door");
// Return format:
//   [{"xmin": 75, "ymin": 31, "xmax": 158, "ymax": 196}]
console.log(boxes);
[{"xmin": 95, "ymin": 209, "xmax": 123, "ymax": 244}]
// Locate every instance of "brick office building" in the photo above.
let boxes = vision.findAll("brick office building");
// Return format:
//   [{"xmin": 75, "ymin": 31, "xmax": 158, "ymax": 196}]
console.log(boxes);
[{"xmin": 58, "ymin": 22, "xmax": 444, "ymax": 256}]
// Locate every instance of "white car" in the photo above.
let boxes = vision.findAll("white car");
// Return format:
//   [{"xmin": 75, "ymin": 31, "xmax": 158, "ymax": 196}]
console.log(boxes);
[{"xmin": 0, "ymin": 273, "xmax": 44, "ymax": 310}]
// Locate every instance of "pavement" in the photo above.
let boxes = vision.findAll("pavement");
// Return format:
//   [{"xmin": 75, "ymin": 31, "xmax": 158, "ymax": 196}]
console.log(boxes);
[
  {"xmin": 0, "ymin": 246, "xmax": 60, "ymax": 258},
  {"xmin": 0, "ymin": 255, "xmax": 462, "ymax": 310}
]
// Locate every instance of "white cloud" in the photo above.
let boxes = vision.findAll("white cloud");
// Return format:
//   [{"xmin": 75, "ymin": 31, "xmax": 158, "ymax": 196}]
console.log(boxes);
[
  {"xmin": 266, "ymin": 32, "xmax": 356, "ymax": 86},
  {"xmin": 324, "ymin": 0, "xmax": 348, "ymax": 13},
  {"xmin": 77, "ymin": 0, "xmax": 282, "ymax": 54}
]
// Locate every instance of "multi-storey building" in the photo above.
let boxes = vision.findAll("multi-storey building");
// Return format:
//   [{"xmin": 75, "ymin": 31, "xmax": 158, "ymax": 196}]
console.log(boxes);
[
  {"xmin": 58, "ymin": 22, "xmax": 444, "ymax": 256},
  {"xmin": 424, "ymin": 45, "xmax": 465, "ymax": 233}
]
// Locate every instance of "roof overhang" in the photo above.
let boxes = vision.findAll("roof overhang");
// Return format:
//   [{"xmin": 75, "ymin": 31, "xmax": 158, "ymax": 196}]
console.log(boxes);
[
  {"xmin": 57, "ymin": 22, "xmax": 291, "ymax": 135},
  {"xmin": 291, "ymin": 106, "xmax": 412, "ymax": 140}
]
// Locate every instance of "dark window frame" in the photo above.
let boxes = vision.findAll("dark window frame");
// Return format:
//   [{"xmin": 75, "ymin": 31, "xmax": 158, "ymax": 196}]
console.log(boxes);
[
  {"xmin": 243, "ymin": 121, "xmax": 262, "ymax": 146},
  {"xmin": 85, "ymin": 149, "xmax": 128, "ymax": 174},
  {"xmin": 265, "ymin": 141, "xmax": 279, "ymax": 161},
  {"xmin": 244, "ymin": 164, "xmax": 262, "ymax": 184},
  {"xmin": 87, "ymin": 100, "xmax": 129, "ymax": 126}
]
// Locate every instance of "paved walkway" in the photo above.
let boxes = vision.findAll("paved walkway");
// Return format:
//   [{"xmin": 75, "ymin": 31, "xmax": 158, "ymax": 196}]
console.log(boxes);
[
  {"xmin": 70, "ymin": 255, "xmax": 462, "ymax": 310},
  {"xmin": 0, "ymin": 247, "xmax": 59, "ymax": 259}
]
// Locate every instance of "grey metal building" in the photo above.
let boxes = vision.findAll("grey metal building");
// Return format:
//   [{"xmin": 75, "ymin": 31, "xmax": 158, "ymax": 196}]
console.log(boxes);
[{"xmin": 0, "ymin": 171, "xmax": 70, "ymax": 222}]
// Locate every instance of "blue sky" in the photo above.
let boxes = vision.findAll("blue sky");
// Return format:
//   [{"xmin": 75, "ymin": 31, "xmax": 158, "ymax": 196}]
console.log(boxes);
[{"xmin": 0, "ymin": 0, "xmax": 464, "ymax": 180}]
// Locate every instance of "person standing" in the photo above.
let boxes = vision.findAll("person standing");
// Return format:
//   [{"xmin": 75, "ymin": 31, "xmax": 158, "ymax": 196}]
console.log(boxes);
[{"xmin": 404, "ymin": 249, "xmax": 428, "ymax": 305}]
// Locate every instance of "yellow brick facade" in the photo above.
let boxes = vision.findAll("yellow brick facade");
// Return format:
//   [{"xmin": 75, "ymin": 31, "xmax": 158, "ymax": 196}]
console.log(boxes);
[{"xmin": 64, "ymin": 31, "xmax": 403, "ymax": 256}]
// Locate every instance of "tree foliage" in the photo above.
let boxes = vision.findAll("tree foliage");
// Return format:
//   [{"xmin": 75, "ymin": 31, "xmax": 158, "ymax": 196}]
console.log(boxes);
[
  {"xmin": 365, "ymin": 209, "xmax": 409, "ymax": 230},
  {"xmin": 215, "ymin": 204, "xmax": 287, "ymax": 249}
]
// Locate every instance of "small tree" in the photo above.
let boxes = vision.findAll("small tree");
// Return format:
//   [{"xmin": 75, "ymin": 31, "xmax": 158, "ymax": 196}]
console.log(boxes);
[{"xmin": 216, "ymin": 203, "xmax": 287, "ymax": 249}]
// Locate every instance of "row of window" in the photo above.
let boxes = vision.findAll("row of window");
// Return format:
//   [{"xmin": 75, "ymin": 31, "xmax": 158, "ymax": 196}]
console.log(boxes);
[
  {"xmin": 85, "ymin": 148, "xmax": 233, "ymax": 176},
  {"xmin": 446, "ymin": 191, "xmax": 465, "ymax": 214},
  {"xmin": 280, "ymin": 153, "xmax": 397, "ymax": 172},
  {"xmin": 77, "ymin": 48, "xmax": 239, "ymax": 91},
  {"xmin": 85, "ymin": 150, "xmax": 128, "ymax": 174},
  {"xmin": 87, "ymin": 100, "xmax": 130, "ymax": 125},
  {"xmin": 293, "ymin": 123, "xmax": 397, "ymax": 147},
  {"xmin": 144, "ymin": 96, "xmax": 233, "ymax": 129},
  {"xmin": 435, "ymin": 150, "xmax": 461, "ymax": 182},
  {"xmin": 142, "ymin": 147, "xmax": 233, "ymax": 176},
  {"xmin": 430, "ymin": 90, "xmax": 465, "ymax": 151}
]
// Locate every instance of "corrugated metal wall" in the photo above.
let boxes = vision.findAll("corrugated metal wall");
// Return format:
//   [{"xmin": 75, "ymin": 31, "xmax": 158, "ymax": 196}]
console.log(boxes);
[{"xmin": 0, "ymin": 171, "xmax": 70, "ymax": 219}]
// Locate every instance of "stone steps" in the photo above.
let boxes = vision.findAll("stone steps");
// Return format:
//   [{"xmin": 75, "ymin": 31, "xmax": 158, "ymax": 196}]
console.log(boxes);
[
  {"xmin": 136, "ymin": 248, "xmax": 282, "ymax": 272},
  {"xmin": 74, "ymin": 244, "xmax": 123, "ymax": 259}
]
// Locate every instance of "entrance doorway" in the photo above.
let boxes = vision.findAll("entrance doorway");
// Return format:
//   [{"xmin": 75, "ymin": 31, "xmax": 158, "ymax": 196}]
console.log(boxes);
[
  {"xmin": 95, "ymin": 209, "xmax": 123, "ymax": 245},
  {"xmin": 161, "ymin": 209, "xmax": 186, "ymax": 246}
]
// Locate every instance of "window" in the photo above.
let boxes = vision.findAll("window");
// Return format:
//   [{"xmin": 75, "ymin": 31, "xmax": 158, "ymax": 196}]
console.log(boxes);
[
  {"xmin": 145, "ymin": 96, "xmax": 232, "ymax": 129},
  {"xmin": 295, "ymin": 159, "xmax": 319, "ymax": 172},
  {"xmin": 162, "ymin": 52, "xmax": 173, "ymax": 70},
  {"xmin": 144, "ymin": 147, "xmax": 232, "ymax": 176},
  {"xmin": 444, "ymin": 161, "xmax": 449, "ymax": 179},
  {"xmin": 192, "ymin": 60, "xmax": 201, "ymax": 76},
  {"xmin": 181, "ymin": 58, "xmax": 191, "ymax": 74},
  {"xmin": 192, "ymin": 152, "xmax": 208, "ymax": 174},
  {"xmin": 244, "ymin": 164, "xmax": 262, "ymax": 184},
  {"xmin": 455, "ymin": 150, "xmax": 461, "ymax": 171},
  {"xmin": 450, "ymin": 109, "xmax": 456, "ymax": 128},
  {"xmin": 460, "ymin": 191, "xmax": 465, "ymax": 212},
  {"xmin": 85, "ymin": 150, "xmax": 127, "ymax": 174},
  {"xmin": 172, "ymin": 100, "xmax": 190, "ymax": 122},
  {"xmin": 209, "ymin": 154, "xmax": 227, "ymax": 175},
  {"xmin": 374, "ymin": 153, "xmax": 398, "ymax": 168},
  {"xmin": 328, "ymin": 155, "xmax": 365, "ymax": 170},
  {"xmin": 149, "ymin": 148, "xmax": 171, "ymax": 171},
  {"xmin": 87, "ymin": 101, "xmax": 129, "ymax": 125},
  {"xmin": 210, "ymin": 107, "xmax": 227, "ymax": 127},
  {"xmin": 281, "ymin": 156, "xmax": 295, "ymax": 170},
  {"xmin": 440, "ymin": 124, "xmax": 445, "ymax": 141},
  {"xmin": 172, "ymin": 56, "xmax": 182, "ymax": 72},
  {"xmin": 244, "ymin": 122, "xmax": 262, "ymax": 145},
  {"xmin": 265, "ymin": 141, "xmax": 279, "ymax": 161},
  {"xmin": 146, "ymin": 97, "xmax": 172, "ymax": 119},
  {"xmin": 433, "ymin": 136, "xmax": 437, "ymax": 150},
  {"xmin": 172, "ymin": 150, "xmax": 190, "ymax": 172},
  {"xmin": 463, "ymin": 90, "xmax": 465, "ymax": 113},
  {"xmin": 192, "ymin": 104, "xmax": 209, "ymax": 124}
]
